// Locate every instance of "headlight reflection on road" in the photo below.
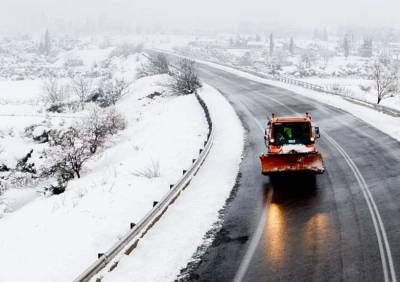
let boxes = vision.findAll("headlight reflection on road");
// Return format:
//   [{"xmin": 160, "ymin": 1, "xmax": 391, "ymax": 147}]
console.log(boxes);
[
  {"xmin": 264, "ymin": 203, "xmax": 286, "ymax": 267},
  {"xmin": 305, "ymin": 212, "xmax": 330, "ymax": 256},
  {"xmin": 264, "ymin": 204, "xmax": 330, "ymax": 269}
]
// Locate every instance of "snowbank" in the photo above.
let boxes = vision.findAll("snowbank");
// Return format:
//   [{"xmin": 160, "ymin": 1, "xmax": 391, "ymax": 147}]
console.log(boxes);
[
  {"xmin": 0, "ymin": 75, "xmax": 208, "ymax": 282},
  {"xmin": 299, "ymin": 77, "xmax": 400, "ymax": 111},
  {"xmin": 99, "ymin": 84, "xmax": 244, "ymax": 282}
]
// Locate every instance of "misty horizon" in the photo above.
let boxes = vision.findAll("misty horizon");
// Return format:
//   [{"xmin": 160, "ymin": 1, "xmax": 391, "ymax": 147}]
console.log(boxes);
[{"xmin": 2, "ymin": 0, "xmax": 400, "ymax": 36}]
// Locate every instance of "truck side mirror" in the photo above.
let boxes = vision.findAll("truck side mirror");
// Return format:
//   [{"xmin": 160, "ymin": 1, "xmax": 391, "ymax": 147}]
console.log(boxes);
[{"xmin": 315, "ymin": 127, "xmax": 320, "ymax": 138}]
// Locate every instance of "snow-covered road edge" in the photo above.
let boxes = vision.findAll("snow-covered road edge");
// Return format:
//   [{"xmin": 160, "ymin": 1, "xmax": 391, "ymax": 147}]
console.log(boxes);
[
  {"xmin": 99, "ymin": 84, "xmax": 245, "ymax": 282},
  {"xmin": 161, "ymin": 50, "xmax": 399, "ymax": 142}
]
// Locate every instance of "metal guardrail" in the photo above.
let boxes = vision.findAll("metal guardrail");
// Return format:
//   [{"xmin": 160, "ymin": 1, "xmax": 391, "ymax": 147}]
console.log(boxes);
[
  {"xmin": 239, "ymin": 68, "xmax": 400, "ymax": 117},
  {"xmin": 74, "ymin": 93, "xmax": 214, "ymax": 282}
]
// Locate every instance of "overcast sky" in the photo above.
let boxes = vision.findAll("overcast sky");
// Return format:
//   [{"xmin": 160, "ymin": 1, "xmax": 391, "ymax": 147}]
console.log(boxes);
[{"xmin": 1, "ymin": 0, "xmax": 400, "ymax": 34}]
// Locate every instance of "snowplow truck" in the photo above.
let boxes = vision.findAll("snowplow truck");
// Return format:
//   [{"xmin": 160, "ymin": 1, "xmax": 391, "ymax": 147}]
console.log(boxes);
[{"xmin": 260, "ymin": 113, "xmax": 325, "ymax": 175}]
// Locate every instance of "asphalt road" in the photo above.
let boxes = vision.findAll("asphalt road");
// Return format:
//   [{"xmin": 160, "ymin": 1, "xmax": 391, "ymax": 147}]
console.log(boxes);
[{"xmin": 179, "ymin": 63, "xmax": 400, "ymax": 282}]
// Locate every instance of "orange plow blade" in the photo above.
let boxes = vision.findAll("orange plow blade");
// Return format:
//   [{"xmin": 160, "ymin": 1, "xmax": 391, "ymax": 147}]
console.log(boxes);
[{"xmin": 260, "ymin": 152, "xmax": 325, "ymax": 175}]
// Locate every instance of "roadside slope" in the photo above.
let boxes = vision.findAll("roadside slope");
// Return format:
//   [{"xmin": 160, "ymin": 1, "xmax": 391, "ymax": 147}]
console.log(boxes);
[{"xmin": 99, "ymin": 84, "xmax": 245, "ymax": 282}]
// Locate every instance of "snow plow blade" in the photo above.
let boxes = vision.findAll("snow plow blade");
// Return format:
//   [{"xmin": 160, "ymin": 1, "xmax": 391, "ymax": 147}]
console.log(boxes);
[{"xmin": 260, "ymin": 152, "xmax": 325, "ymax": 175}]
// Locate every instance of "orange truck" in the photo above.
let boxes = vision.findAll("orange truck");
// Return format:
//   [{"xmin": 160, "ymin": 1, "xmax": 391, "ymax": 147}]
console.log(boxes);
[{"xmin": 260, "ymin": 113, "xmax": 325, "ymax": 175}]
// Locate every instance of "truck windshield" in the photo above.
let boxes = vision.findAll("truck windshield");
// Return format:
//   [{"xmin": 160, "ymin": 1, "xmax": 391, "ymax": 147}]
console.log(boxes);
[{"xmin": 272, "ymin": 122, "xmax": 311, "ymax": 145}]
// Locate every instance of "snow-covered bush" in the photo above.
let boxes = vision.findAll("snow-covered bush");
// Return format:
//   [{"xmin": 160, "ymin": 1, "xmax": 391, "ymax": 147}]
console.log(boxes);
[
  {"xmin": 132, "ymin": 160, "xmax": 160, "ymax": 179},
  {"xmin": 64, "ymin": 57, "xmax": 84, "ymax": 68},
  {"xmin": 24, "ymin": 124, "xmax": 57, "ymax": 144},
  {"xmin": 42, "ymin": 106, "xmax": 126, "ymax": 193},
  {"xmin": 328, "ymin": 83, "xmax": 346, "ymax": 93},
  {"xmin": 82, "ymin": 105, "xmax": 126, "ymax": 154},
  {"xmin": 137, "ymin": 53, "xmax": 170, "ymax": 78},
  {"xmin": 42, "ymin": 78, "xmax": 71, "ymax": 112},
  {"xmin": 15, "ymin": 149, "xmax": 36, "ymax": 174},
  {"xmin": 109, "ymin": 43, "xmax": 143, "ymax": 59},
  {"xmin": 359, "ymin": 84, "xmax": 372, "ymax": 92},
  {"xmin": 103, "ymin": 78, "xmax": 132, "ymax": 106},
  {"xmin": 171, "ymin": 58, "xmax": 201, "ymax": 95},
  {"xmin": 238, "ymin": 51, "xmax": 253, "ymax": 66}
]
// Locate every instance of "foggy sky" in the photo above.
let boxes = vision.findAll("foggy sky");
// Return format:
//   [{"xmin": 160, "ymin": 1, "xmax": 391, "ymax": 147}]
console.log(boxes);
[{"xmin": 1, "ymin": 0, "xmax": 400, "ymax": 34}]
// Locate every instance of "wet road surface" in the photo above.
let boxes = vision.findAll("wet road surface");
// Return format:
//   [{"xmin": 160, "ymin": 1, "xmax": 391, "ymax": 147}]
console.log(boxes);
[{"xmin": 180, "ymin": 63, "xmax": 400, "ymax": 282}]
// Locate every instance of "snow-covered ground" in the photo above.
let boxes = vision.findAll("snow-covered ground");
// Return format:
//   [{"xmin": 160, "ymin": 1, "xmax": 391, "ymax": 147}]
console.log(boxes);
[
  {"xmin": 96, "ymin": 84, "xmax": 244, "ymax": 282},
  {"xmin": 0, "ymin": 77, "xmax": 208, "ymax": 282},
  {"xmin": 0, "ymin": 43, "xmax": 212, "ymax": 282},
  {"xmin": 302, "ymin": 77, "xmax": 400, "ymax": 110}
]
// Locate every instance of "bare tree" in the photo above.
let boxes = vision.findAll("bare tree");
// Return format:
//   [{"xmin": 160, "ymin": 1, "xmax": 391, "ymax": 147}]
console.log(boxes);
[
  {"xmin": 103, "ymin": 107, "xmax": 127, "ymax": 135},
  {"xmin": 172, "ymin": 59, "xmax": 201, "ymax": 95},
  {"xmin": 72, "ymin": 76, "xmax": 92, "ymax": 109},
  {"xmin": 82, "ymin": 105, "xmax": 126, "ymax": 154},
  {"xmin": 42, "ymin": 78, "xmax": 70, "ymax": 107},
  {"xmin": 52, "ymin": 127, "xmax": 91, "ymax": 179},
  {"xmin": 371, "ymin": 60, "xmax": 398, "ymax": 104},
  {"xmin": 48, "ymin": 106, "xmax": 126, "ymax": 180}
]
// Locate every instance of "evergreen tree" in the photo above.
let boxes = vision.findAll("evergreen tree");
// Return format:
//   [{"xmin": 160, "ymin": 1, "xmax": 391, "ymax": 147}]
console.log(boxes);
[
  {"xmin": 343, "ymin": 36, "xmax": 350, "ymax": 59},
  {"xmin": 289, "ymin": 37, "xmax": 295, "ymax": 55},
  {"xmin": 323, "ymin": 27, "xmax": 329, "ymax": 41},
  {"xmin": 39, "ymin": 29, "xmax": 51, "ymax": 55},
  {"xmin": 44, "ymin": 29, "xmax": 51, "ymax": 55},
  {"xmin": 269, "ymin": 33, "xmax": 274, "ymax": 56}
]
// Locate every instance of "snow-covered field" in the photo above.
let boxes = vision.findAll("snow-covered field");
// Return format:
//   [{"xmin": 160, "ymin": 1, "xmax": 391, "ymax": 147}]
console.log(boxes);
[
  {"xmin": 98, "ymin": 84, "xmax": 244, "ymax": 282},
  {"xmin": 299, "ymin": 77, "xmax": 400, "ymax": 110},
  {"xmin": 0, "ymin": 43, "xmax": 210, "ymax": 282}
]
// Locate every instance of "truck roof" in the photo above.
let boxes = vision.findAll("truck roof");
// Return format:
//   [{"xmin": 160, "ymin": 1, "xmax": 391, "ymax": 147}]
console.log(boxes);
[{"xmin": 270, "ymin": 117, "xmax": 312, "ymax": 123}]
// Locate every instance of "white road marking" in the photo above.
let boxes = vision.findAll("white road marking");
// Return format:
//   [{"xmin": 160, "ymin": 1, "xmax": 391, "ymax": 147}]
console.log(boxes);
[
  {"xmin": 323, "ymin": 133, "xmax": 396, "ymax": 282},
  {"xmin": 233, "ymin": 192, "xmax": 272, "ymax": 282}
]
